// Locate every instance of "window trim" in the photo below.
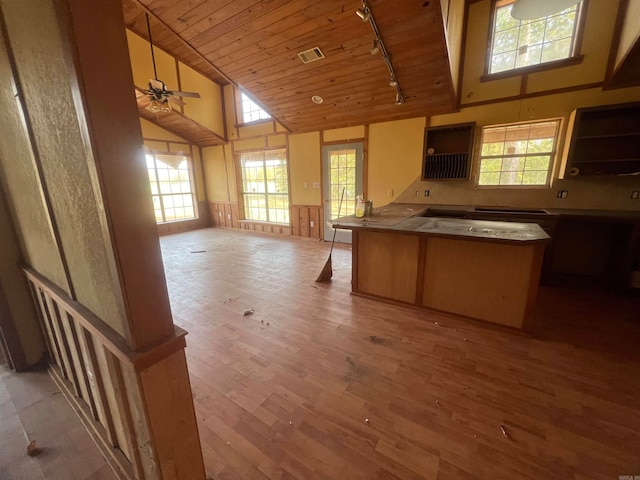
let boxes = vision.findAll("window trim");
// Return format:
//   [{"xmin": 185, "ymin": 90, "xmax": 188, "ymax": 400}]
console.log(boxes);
[
  {"xmin": 235, "ymin": 89, "xmax": 272, "ymax": 126},
  {"xmin": 236, "ymin": 148, "xmax": 291, "ymax": 224},
  {"xmin": 145, "ymin": 149, "xmax": 199, "ymax": 224},
  {"xmin": 475, "ymin": 118, "xmax": 562, "ymax": 188},
  {"xmin": 484, "ymin": 0, "xmax": 588, "ymax": 80}
]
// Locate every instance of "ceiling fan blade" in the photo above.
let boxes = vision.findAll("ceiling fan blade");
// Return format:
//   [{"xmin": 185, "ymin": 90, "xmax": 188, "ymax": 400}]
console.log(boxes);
[
  {"xmin": 170, "ymin": 90, "xmax": 201, "ymax": 98},
  {"xmin": 149, "ymin": 78, "xmax": 164, "ymax": 90},
  {"xmin": 168, "ymin": 96, "xmax": 186, "ymax": 106}
]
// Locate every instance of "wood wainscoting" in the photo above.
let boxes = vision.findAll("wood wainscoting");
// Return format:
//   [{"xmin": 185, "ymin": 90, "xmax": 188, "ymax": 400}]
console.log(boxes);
[
  {"xmin": 239, "ymin": 221, "xmax": 291, "ymax": 235},
  {"xmin": 291, "ymin": 204, "xmax": 323, "ymax": 240},
  {"xmin": 157, "ymin": 201, "xmax": 210, "ymax": 236},
  {"xmin": 209, "ymin": 201, "xmax": 240, "ymax": 228}
]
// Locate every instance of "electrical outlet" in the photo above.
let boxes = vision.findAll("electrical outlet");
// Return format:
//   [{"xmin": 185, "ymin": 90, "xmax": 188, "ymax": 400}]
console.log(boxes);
[
  {"xmin": 388, "ymin": 188, "xmax": 394, "ymax": 197},
  {"xmin": 310, "ymin": 221, "xmax": 314, "ymax": 228},
  {"xmin": 632, "ymin": 191, "xmax": 639, "ymax": 199},
  {"xmin": 227, "ymin": 213, "xmax": 231, "ymax": 219},
  {"xmin": 424, "ymin": 189, "xmax": 430, "ymax": 197},
  {"xmin": 415, "ymin": 190, "xmax": 420, "ymax": 197},
  {"xmin": 557, "ymin": 190, "xmax": 568, "ymax": 198}
]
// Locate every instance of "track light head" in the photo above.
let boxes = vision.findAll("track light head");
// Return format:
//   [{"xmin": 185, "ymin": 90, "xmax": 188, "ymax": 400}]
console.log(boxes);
[
  {"xmin": 395, "ymin": 93, "xmax": 404, "ymax": 105},
  {"xmin": 355, "ymin": 7, "xmax": 371, "ymax": 22},
  {"xmin": 370, "ymin": 38, "xmax": 380, "ymax": 55},
  {"xmin": 389, "ymin": 76, "xmax": 398, "ymax": 87}
]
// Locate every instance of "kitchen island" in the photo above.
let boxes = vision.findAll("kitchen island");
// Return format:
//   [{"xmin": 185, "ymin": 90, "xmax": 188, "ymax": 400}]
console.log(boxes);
[{"xmin": 332, "ymin": 204, "xmax": 550, "ymax": 330}]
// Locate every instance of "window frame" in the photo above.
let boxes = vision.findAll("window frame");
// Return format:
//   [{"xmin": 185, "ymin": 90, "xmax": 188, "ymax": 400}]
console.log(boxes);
[
  {"xmin": 237, "ymin": 148, "xmax": 291, "ymax": 225},
  {"xmin": 483, "ymin": 0, "xmax": 587, "ymax": 80},
  {"xmin": 235, "ymin": 89, "xmax": 272, "ymax": 126},
  {"xmin": 475, "ymin": 118, "xmax": 562, "ymax": 189},
  {"xmin": 145, "ymin": 149, "xmax": 198, "ymax": 224}
]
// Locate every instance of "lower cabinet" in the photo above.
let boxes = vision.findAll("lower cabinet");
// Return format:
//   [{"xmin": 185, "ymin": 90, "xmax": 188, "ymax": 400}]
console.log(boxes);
[{"xmin": 352, "ymin": 230, "xmax": 545, "ymax": 330}]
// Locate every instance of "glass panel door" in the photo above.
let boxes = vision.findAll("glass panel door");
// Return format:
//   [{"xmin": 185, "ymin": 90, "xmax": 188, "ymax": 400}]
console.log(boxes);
[{"xmin": 322, "ymin": 143, "xmax": 363, "ymax": 243}]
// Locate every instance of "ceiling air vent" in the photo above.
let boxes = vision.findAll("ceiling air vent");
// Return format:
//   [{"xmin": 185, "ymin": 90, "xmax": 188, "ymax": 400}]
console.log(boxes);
[{"xmin": 297, "ymin": 47, "xmax": 325, "ymax": 64}]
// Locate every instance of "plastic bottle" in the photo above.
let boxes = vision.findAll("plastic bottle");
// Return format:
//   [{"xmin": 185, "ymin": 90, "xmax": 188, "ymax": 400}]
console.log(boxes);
[{"xmin": 355, "ymin": 195, "xmax": 365, "ymax": 218}]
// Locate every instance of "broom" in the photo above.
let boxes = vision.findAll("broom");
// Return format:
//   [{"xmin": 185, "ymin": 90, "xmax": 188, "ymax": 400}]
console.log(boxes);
[{"xmin": 316, "ymin": 187, "xmax": 346, "ymax": 282}]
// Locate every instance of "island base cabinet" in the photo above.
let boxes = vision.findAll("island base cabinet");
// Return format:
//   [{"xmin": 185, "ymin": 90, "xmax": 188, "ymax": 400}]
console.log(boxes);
[
  {"xmin": 422, "ymin": 238, "xmax": 544, "ymax": 329},
  {"xmin": 354, "ymin": 231, "xmax": 421, "ymax": 304},
  {"xmin": 352, "ymin": 231, "xmax": 545, "ymax": 330}
]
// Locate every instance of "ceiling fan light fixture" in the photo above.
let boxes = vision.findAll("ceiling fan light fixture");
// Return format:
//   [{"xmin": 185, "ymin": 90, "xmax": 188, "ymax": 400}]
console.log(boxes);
[
  {"xmin": 146, "ymin": 97, "xmax": 172, "ymax": 113},
  {"xmin": 355, "ymin": 7, "xmax": 371, "ymax": 22},
  {"xmin": 510, "ymin": 0, "xmax": 580, "ymax": 19}
]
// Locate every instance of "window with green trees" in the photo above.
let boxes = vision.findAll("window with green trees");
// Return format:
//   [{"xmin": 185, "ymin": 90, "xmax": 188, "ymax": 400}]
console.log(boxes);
[
  {"xmin": 478, "ymin": 120, "xmax": 560, "ymax": 186},
  {"xmin": 239, "ymin": 149, "xmax": 289, "ymax": 223},
  {"xmin": 146, "ymin": 153, "xmax": 196, "ymax": 223},
  {"xmin": 489, "ymin": 0, "xmax": 582, "ymax": 74}
]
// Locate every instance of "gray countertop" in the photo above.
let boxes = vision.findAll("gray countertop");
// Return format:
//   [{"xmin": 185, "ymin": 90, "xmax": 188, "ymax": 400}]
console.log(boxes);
[{"xmin": 331, "ymin": 204, "xmax": 550, "ymax": 243}]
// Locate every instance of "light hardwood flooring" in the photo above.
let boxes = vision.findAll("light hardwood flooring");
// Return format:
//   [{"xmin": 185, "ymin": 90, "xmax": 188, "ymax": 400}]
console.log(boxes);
[
  {"xmin": 160, "ymin": 227, "xmax": 640, "ymax": 480},
  {"xmin": 0, "ymin": 364, "xmax": 115, "ymax": 480}
]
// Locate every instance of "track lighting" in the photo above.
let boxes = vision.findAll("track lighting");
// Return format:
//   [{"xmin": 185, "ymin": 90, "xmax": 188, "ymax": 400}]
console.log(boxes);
[
  {"xmin": 355, "ymin": 0, "xmax": 405, "ymax": 106},
  {"xmin": 370, "ymin": 38, "xmax": 380, "ymax": 55},
  {"xmin": 355, "ymin": 7, "xmax": 371, "ymax": 22}
]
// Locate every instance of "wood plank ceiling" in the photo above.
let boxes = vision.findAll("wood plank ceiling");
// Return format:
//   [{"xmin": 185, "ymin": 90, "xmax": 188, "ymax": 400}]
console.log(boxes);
[{"xmin": 123, "ymin": 0, "xmax": 457, "ymax": 134}]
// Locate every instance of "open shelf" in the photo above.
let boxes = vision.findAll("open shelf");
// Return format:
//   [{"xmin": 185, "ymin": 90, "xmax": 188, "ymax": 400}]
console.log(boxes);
[
  {"xmin": 422, "ymin": 122, "xmax": 475, "ymax": 180},
  {"xmin": 562, "ymin": 102, "xmax": 640, "ymax": 178}
]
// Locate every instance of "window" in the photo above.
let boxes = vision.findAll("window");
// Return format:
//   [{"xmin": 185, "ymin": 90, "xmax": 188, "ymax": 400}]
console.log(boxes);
[
  {"xmin": 240, "ymin": 92, "xmax": 271, "ymax": 124},
  {"xmin": 488, "ymin": 0, "xmax": 582, "ymax": 74},
  {"xmin": 239, "ymin": 149, "xmax": 289, "ymax": 223},
  {"xmin": 146, "ymin": 153, "xmax": 196, "ymax": 223},
  {"xmin": 478, "ymin": 120, "xmax": 560, "ymax": 186}
]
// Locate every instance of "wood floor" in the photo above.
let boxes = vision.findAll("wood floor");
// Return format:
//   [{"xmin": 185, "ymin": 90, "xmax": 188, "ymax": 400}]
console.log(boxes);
[{"xmin": 160, "ymin": 227, "xmax": 640, "ymax": 480}]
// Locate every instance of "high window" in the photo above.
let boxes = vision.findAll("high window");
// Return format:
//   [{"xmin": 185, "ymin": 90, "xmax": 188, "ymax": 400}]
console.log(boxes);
[
  {"xmin": 146, "ymin": 153, "xmax": 196, "ymax": 223},
  {"xmin": 478, "ymin": 119, "xmax": 560, "ymax": 186},
  {"xmin": 488, "ymin": 0, "xmax": 582, "ymax": 74},
  {"xmin": 240, "ymin": 92, "xmax": 271, "ymax": 124},
  {"xmin": 239, "ymin": 149, "xmax": 289, "ymax": 223}
]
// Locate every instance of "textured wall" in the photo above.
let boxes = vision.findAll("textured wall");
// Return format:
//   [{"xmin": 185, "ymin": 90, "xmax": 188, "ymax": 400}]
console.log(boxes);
[{"xmin": 1, "ymin": 0, "xmax": 128, "ymax": 338}]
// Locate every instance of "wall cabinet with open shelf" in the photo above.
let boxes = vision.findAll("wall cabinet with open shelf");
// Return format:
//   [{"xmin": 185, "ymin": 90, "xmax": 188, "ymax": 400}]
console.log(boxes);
[
  {"xmin": 422, "ymin": 122, "xmax": 475, "ymax": 180},
  {"xmin": 561, "ymin": 102, "xmax": 640, "ymax": 177}
]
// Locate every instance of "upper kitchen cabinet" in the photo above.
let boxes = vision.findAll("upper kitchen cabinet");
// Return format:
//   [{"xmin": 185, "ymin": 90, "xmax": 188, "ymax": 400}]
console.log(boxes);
[{"xmin": 561, "ymin": 102, "xmax": 640, "ymax": 177}]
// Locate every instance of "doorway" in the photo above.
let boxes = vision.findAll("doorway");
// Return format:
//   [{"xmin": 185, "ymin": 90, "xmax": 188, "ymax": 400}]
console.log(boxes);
[{"xmin": 322, "ymin": 142, "xmax": 364, "ymax": 243}]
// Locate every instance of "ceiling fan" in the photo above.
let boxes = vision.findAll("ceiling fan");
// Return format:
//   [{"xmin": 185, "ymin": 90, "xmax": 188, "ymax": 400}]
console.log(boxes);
[{"xmin": 142, "ymin": 13, "xmax": 200, "ymax": 113}]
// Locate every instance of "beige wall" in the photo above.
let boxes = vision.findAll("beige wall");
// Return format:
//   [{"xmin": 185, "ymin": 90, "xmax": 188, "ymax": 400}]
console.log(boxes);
[
  {"xmin": 289, "ymin": 132, "xmax": 321, "ymax": 205},
  {"xmin": 368, "ymin": 118, "xmax": 426, "ymax": 207}
]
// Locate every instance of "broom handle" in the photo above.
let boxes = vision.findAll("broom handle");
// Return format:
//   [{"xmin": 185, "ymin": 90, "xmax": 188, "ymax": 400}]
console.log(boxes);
[{"xmin": 329, "ymin": 187, "xmax": 346, "ymax": 255}]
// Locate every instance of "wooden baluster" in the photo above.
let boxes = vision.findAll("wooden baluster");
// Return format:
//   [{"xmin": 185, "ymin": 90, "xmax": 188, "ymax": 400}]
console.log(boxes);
[
  {"xmin": 80, "ymin": 327, "xmax": 118, "ymax": 445},
  {"xmin": 43, "ymin": 293, "xmax": 78, "ymax": 394}
]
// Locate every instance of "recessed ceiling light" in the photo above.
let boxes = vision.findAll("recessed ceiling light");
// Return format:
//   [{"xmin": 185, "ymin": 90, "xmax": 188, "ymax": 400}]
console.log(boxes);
[{"xmin": 311, "ymin": 95, "xmax": 324, "ymax": 104}]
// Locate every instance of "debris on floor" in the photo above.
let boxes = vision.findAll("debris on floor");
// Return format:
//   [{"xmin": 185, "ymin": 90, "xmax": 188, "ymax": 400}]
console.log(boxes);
[
  {"xmin": 243, "ymin": 308, "xmax": 254, "ymax": 316},
  {"xmin": 500, "ymin": 425, "xmax": 511, "ymax": 439},
  {"xmin": 369, "ymin": 335, "xmax": 386, "ymax": 344},
  {"xmin": 26, "ymin": 440, "xmax": 41, "ymax": 456},
  {"xmin": 190, "ymin": 250, "xmax": 206, "ymax": 254}
]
